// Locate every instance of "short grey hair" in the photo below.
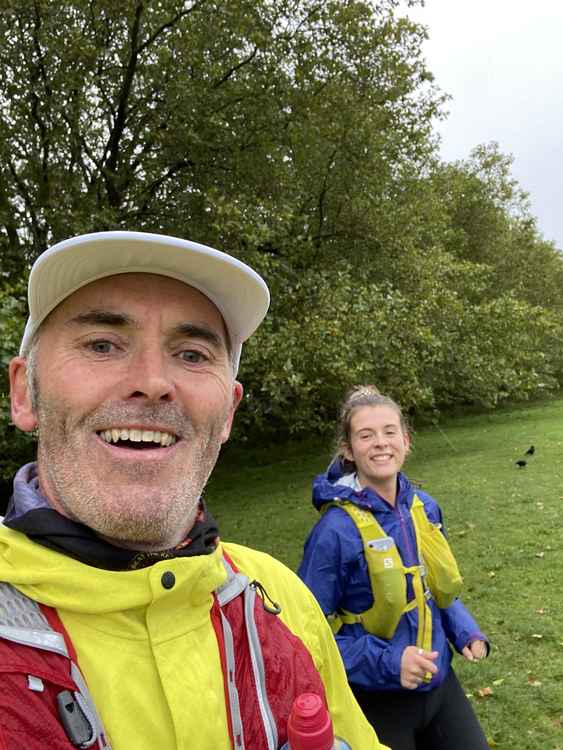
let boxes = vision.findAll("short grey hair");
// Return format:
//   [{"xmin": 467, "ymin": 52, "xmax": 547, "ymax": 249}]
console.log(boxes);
[{"xmin": 24, "ymin": 331, "xmax": 41, "ymax": 411}]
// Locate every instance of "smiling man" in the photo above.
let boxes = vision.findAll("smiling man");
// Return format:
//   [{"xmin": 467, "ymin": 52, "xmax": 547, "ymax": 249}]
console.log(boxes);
[{"xmin": 0, "ymin": 232, "xmax": 386, "ymax": 750}]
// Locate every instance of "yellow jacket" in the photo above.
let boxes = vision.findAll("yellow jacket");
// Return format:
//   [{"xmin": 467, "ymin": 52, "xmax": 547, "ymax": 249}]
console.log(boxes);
[{"xmin": 0, "ymin": 523, "xmax": 387, "ymax": 749}]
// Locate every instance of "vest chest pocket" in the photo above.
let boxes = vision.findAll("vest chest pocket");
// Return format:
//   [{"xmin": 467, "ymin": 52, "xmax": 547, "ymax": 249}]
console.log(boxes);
[
  {"xmin": 361, "ymin": 537, "xmax": 407, "ymax": 638},
  {"xmin": 411, "ymin": 496, "xmax": 463, "ymax": 609},
  {"xmin": 0, "ymin": 654, "xmax": 79, "ymax": 750}
]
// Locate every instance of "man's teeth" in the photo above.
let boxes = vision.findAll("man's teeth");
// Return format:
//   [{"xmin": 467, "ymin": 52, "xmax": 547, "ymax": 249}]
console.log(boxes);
[{"xmin": 99, "ymin": 428, "xmax": 177, "ymax": 447}]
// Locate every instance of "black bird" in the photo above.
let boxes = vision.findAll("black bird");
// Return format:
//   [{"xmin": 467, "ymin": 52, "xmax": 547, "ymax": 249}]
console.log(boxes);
[
  {"xmin": 525, "ymin": 445, "xmax": 535, "ymax": 455},
  {"xmin": 515, "ymin": 459, "xmax": 527, "ymax": 468}
]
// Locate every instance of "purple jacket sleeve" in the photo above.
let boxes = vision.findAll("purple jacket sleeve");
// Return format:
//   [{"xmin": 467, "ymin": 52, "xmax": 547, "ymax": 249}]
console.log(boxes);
[{"xmin": 439, "ymin": 598, "xmax": 489, "ymax": 654}]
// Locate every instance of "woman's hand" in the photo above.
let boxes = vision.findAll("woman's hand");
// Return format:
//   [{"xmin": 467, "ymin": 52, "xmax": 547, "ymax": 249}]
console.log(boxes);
[
  {"xmin": 400, "ymin": 646, "xmax": 439, "ymax": 689},
  {"xmin": 462, "ymin": 639, "xmax": 488, "ymax": 661}
]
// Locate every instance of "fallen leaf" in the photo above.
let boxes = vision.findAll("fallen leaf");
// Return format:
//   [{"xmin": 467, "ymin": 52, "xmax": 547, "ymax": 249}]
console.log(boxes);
[
  {"xmin": 475, "ymin": 686, "xmax": 493, "ymax": 698},
  {"xmin": 535, "ymin": 551, "xmax": 545, "ymax": 558},
  {"xmin": 535, "ymin": 608, "xmax": 546, "ymax": 615},
  {"xmin": 492, "ymin": 678, "xmax": 504, "ymax": 686},
  {"xmin": 531, "ymin": 633, "xmax": 543, "ymax": 639},
  {"xmin": 527, "ymin": 676, "xmax": 542, "ymax": 686},
  {"xmin": 488, "ymin": 571, "xmax": 496, "ymax": 578}
]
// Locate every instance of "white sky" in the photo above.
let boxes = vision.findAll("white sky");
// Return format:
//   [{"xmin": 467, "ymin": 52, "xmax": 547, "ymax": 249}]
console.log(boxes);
[{"xmin": 404, "ymin": 0, "xmax": 563, "ymax": 250}]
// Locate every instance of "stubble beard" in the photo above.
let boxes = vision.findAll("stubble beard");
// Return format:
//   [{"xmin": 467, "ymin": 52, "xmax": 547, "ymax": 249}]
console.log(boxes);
[{"xmin": 34, "ymin": 394, "xmax": 229, "ymax": 551}]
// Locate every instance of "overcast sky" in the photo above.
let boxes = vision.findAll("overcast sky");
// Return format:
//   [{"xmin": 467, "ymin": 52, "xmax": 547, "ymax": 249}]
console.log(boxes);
[{"xmin": 403, "ymin": 0, "xmax": 563, "ymax": 250}]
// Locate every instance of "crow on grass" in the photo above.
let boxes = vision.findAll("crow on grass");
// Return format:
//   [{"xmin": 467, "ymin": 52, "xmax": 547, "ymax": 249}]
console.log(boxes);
[
  {"xmin": 525, "ymin": 445, "xmax": 535, "ymax": 455},
  {"xmin": 515, "ymin": 459, "xmax": 527, "ymax": 468}
]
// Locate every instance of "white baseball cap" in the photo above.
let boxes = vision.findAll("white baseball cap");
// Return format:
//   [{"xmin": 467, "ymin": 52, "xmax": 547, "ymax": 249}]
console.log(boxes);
[{"xmin": 19, "ymin": 231, "xmax": 270, "ymax": 372}]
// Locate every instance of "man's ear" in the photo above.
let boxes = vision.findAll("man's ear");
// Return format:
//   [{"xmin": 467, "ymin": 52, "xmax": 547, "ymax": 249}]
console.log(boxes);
[
  {"xmin": 9, "ymin": 356, "xmax": 38, "ymax": 432},
  {"xmin": 220, "ymin": 380, "xmax": 244, "ymax": 444}
]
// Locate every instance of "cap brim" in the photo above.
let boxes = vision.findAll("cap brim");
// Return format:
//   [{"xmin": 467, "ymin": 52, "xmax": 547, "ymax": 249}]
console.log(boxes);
[{"xmin": 20, "ymin": 231, "xmax": 270, "ymax": 368}]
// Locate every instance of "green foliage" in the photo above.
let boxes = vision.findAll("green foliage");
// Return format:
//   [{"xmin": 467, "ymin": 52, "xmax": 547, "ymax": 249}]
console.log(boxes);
[
  {"xmin": 0, "ymin": 0, "xmax": 437, "ymax": 266},
  {"xmin": 1, "ymin": 1, "xmax": 563, "ymax": 483},
  {"xmin": 210, "ymin": 398, "xmax": 563, "ymax": 750},
  {"xmin": 235, "ymin": 251, "xmax": 562, "ymax": 441}
]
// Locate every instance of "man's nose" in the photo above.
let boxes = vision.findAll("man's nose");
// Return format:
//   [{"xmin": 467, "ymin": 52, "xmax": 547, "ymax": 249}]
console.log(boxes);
[{"xmin": 125, "ymin": 346, "xmax": 175, "ymax": 401}]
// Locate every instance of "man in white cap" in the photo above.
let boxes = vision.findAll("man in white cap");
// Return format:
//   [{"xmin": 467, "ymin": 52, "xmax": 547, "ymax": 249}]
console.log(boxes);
[{"xmin": 0, "ymin": 232, "xmax": 387, "ymax": 749}]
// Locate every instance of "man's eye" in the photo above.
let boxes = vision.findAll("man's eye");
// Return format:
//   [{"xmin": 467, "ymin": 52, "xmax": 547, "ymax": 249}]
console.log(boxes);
[
  {"xmin": 179, "ymin": 349, "xmax": 207, "ymax": 364},
  {"xmin": 88, "ymin": 340, "xmax": 114, "ymax": 354}
]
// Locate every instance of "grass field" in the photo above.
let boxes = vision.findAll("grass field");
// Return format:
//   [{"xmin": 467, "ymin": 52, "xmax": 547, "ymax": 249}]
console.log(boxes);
[{"xmin": 207, "ymin": 398, "xmax": 563, "ymax": 750}]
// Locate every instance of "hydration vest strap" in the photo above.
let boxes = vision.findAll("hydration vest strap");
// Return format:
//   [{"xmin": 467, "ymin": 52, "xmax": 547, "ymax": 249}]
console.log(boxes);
[
  {"xmin": 0, "ymin": 582, "xmax": 112, "ymax": 749},
  {"xmin": 323, "ymin": 500, "xmax": 434, "ymax": 654},
  {"xmin": 332, "ymin": 597, "xmax": 418, "ymax": 631},
  {"xmin": 217, "ymin": 555, "xmax": 278, "ymax": 750},
  {"xmin": 405, "ymin": 564, "xmax": 433, "ymax": 681}
]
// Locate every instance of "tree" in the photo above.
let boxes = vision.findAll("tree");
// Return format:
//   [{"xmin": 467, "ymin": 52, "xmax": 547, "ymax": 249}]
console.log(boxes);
[
  {"xmin": 0, "ymin": 0, "xmax": 438, "ymax": 271},
  {"xmin": 1, "ymin": 0, "xmax": 562, "ymax": 480}
]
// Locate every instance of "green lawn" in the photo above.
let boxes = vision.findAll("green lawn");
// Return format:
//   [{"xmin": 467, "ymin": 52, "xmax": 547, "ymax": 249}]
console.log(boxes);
[{"xmin": 207, "ymin": 398, "xmax": 563, "ymax": 750}]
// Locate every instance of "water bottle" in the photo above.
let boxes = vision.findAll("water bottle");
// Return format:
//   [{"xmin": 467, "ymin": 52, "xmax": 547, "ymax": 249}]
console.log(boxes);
[{"xmin": 280, "ymin": 693, "xmax": 352, "ymax": 749}]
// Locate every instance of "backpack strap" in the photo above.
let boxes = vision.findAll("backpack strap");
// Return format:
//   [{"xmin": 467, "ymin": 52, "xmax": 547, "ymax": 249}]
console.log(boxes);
[
  {"xmin": 212, "ymin": 552, "xmax": 327, "ymax": 750},
  {"xmin": 0, "ymin": 582, "xmax": 112, "ymax": 749}
]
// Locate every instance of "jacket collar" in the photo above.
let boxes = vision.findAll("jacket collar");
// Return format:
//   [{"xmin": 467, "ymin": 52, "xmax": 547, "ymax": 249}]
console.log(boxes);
[
  {"xmin": 313, "ymin": 461, "xmax": 413, "ymax": 513},
  {"xmin": 4, "ymin": 462, "xmax": 219, "ymax": 570}
]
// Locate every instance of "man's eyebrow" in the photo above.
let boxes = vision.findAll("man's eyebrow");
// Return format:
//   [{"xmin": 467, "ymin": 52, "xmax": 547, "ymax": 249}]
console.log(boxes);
[
  {"xmin": 65, "ymin": 310, "xmax": 135, "ymax": 328},
  {"xmin": 64, "ymin": 313, "xmax": 228, "ymax": 352},
  {"xmin": 172, "ymin": 323, "xmax": 225, "ymax": 350}
]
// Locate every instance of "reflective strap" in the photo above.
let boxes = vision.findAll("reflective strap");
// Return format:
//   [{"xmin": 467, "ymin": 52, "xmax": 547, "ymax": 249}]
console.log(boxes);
[
  {"xmin": 70, "ymin": 662, "xmax": 113, "ymax": 750},
  {"xmin": 220, "ymin": 610, "xmax": 246, "ymax": 750},
  {"xmin": 218, "ymin": 557, "xmax": 278, "ymax": 750},
  {"xmin": 243, "ymin": 586, "xmax": 278, "ymax": 750},
  {"xmin": 217, "ymin": 558, "xmax": 249, "ymax": 606},
  {"xmin": 0, "ymin": 583, "xmax": 69, "ymax": 657},
  {"xmin": 0, "ymin": 624, "xmax": 68, "ymax": 657}
]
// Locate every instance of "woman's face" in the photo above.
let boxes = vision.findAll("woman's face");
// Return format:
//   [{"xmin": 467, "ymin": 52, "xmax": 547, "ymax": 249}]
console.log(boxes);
[{"xmin": 343, "ymin": 404, "xmax": 410, "ymax": 489}]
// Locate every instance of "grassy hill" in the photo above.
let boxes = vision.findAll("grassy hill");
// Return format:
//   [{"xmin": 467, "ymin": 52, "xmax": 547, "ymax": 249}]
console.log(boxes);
[{"xmin": 208, "ymin": 398, "xmax": 563, "ymax": 750}]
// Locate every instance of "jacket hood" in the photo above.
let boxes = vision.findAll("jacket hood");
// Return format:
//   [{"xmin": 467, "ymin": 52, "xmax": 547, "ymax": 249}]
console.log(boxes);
[
  {"xmin": 312, "ymin": 458, "xmax": 413, "ymax": 512},
  {"xmin": 0, "ymin": 522, "xmax": 228, "ymax": 621}
]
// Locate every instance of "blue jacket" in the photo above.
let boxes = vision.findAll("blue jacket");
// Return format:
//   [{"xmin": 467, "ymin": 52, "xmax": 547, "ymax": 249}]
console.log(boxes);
[{"xmin": 298, "ymin": 462, "xmax": 487, "ymax": 692}]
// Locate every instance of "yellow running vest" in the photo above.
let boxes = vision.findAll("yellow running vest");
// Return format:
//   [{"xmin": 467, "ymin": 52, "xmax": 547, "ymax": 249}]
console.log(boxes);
[{"xmin": 325, "ymin": 495, "xmax": 462, "ymax": 678}]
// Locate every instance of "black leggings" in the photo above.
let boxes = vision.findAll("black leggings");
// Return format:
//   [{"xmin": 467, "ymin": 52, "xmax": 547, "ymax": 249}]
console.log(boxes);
[{"xmin": 352, "ymin": 668, "xmax": 489, "ymax": 750}]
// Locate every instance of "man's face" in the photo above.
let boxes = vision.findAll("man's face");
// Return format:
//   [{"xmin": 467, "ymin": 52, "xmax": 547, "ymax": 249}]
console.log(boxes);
[{"xmin": 10, "ymin": 273, "xmax": 242, "ymax": 550}]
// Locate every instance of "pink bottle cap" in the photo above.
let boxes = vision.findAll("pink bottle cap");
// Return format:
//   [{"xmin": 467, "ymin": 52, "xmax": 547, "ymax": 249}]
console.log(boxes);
[{"xmin": 287, "ymin": 693, "xmax": 334, "ymax": 750}]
